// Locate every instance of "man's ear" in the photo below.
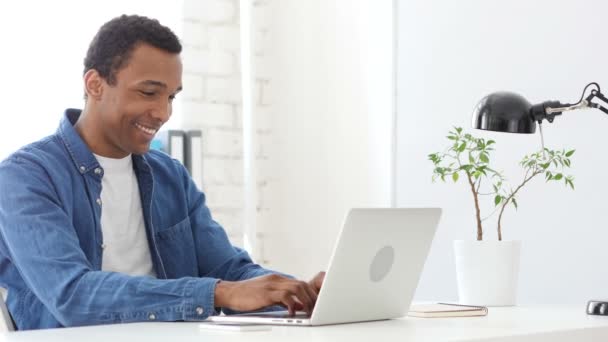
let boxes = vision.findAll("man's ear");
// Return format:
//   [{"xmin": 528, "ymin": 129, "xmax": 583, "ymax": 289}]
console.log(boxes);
[{"xmin": 83, "ymin": 69, "xmax": 105, "ymax": 101}]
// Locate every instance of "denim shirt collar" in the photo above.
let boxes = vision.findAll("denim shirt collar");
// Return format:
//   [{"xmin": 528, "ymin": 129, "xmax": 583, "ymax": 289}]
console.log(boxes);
[{"xmin": 58, "ymin": 108, "xmax": 151, "ymax": 175}]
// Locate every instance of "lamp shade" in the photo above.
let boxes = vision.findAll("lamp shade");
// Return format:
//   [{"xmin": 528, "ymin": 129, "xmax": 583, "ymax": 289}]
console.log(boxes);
[{"xmin": 472, "ymin": 92, "xmax": 536, "ymax": 133}]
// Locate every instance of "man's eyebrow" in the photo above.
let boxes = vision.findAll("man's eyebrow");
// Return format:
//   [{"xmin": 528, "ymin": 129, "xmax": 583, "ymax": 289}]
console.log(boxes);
[
  {"xmin": 139, "ymin": 80, "xmax": 182, "ymax": 93},
  {"xmin": 139, "ymin": 80, "xmax": 167, "ymax": 88}
]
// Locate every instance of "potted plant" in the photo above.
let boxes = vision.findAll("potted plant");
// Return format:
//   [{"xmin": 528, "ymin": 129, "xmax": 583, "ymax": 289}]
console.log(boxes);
[{"xmin": 428, "ymin": 127, "xmax": 574, "ymax": 306}]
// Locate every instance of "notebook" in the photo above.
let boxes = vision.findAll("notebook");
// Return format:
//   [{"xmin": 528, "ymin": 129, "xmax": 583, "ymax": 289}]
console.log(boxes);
[{"xmin": 408, "ymin": 303, "xmax": 488, "ymax": 318}]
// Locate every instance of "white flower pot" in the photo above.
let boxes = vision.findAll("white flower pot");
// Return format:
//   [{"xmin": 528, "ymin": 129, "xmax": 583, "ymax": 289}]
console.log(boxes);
[{"xmin": 453, "ymin": 240, "xmax": 521, "ymax": 306}]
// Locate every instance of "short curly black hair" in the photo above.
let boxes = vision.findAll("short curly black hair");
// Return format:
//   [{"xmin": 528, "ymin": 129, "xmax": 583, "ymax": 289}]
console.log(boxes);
[{"xmin": 84, "ymin": 14, "xmax": 182, "ymax": 86}]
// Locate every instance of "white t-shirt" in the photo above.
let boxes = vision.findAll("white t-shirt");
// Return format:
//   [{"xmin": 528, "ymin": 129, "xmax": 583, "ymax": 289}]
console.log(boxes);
[{"xmin": 94, "ymin": 153, "xmax": 156, "ymax": 278}]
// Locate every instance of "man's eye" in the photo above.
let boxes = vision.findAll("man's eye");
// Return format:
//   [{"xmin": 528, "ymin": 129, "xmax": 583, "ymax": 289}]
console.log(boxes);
[{"xmin": 140, "ymin": 91, "xmax": 155, "ymax": 97}]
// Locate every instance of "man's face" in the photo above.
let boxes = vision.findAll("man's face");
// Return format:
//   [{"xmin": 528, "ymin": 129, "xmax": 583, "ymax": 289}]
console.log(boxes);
[{"xmin": 95, "ymin": 43, "xmax": 182, "ymax": 157}]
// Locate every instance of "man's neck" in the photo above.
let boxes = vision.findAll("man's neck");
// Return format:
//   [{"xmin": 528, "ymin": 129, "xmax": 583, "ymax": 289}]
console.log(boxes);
[{"xmin": 74, "ymin": 107, "xmax": 128, "ymax": 159}]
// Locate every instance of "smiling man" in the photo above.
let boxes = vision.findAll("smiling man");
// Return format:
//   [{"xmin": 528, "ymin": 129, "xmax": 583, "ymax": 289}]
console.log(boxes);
[{"xmin": 0, "ymin": 15, "xmax": 323, "ymax": 330}]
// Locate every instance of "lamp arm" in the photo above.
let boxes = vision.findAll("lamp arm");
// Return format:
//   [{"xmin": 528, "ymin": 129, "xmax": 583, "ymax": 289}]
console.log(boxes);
[
  {"xmin": 585, "ymin": 89, "xmax": 608, "ymax": 115},
  {"xmin": 532, "ymin": 83, "xmax": 608, "ymax": 123}
]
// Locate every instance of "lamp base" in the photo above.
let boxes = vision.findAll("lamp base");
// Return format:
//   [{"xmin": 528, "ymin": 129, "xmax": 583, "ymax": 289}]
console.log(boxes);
[{"xmin": 587, "ymin": 300, "xmax": 608, "ymax": 315}]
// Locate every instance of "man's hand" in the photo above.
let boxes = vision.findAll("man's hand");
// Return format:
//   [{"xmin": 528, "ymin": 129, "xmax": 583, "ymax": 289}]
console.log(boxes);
[
  {"xmin": 215, "ymin": 273, "xmax": 322, "ymax": 316},
  {"xmin": 308, "ymin": 271, "xmax": 326, "ymax": 293}
]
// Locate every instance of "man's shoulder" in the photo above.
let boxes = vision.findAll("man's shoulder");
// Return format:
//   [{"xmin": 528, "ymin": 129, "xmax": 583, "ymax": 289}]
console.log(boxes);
[
  {"xmin": 0, "ymin": 134, "xmax": 69, "ymax": 190},
  {"xmin": 1, "ymin": 134, "xmax": 65, "ymax": 169}
]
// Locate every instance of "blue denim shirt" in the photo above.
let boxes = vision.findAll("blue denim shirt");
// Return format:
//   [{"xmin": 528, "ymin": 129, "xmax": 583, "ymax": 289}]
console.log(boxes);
[{"xmin": 0, "ymin": 109, "xmax": 278, "ymax": 330}]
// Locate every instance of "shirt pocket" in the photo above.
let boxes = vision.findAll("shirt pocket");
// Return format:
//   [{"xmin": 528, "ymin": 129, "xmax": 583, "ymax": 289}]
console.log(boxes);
[{"xmin": 154, "ymin": 216, "xmax": 198, "ymax": 279}]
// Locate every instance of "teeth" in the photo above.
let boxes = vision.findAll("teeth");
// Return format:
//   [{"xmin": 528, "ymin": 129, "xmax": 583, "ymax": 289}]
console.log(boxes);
[{"xmin": 135, "ymin": 122, "xmax": 157, "ymax": 135}]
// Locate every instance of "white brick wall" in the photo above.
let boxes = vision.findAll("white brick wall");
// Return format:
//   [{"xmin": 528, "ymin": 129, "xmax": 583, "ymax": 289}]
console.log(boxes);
[
  {"xmin": 181, "ymin": 102, "xmax": 234, "ymax": 127},
  {"xmin": 182, "ymin": 21, "xmax": 209, "ymax": 48},
  {"xmin": 251, "ymin": 0, "xmax": 277, "ymax": 264},
  {"xmin": 183, "ymin": 0, "xmax": 237, "ymax": 23},
  {"xmin": 206, "ymin": 77, "xmax": 242, "ymax": 103},
  {"xmin": 209, "ymin": 26, "xmax": 241, "ymax": 52},
  {"xmin": 181, "ymin": 0, "xmax": 246, "ymax": 248},
  {"xmin": 205, "ymin": 129, "xmax": 242, "ymax": 157},
  {"xmin": 180, "ymin": 0, "xmax": 277, "ymax": 261}
]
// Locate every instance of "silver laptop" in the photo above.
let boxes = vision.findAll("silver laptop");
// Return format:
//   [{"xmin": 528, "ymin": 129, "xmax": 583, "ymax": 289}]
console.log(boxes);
[{"xmin": 208, "ymin": 208, "xmax": 441, "ymax": 326}]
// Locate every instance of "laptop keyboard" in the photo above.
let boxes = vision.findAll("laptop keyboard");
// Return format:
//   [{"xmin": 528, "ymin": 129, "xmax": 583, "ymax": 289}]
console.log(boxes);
[{"xmin": 237, "ymin": 311, "xmax": 310, "ymax": 319}]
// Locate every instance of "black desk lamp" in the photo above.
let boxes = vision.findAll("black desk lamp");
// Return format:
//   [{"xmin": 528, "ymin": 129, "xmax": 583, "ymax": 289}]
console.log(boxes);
[
  {"xmin": 472, "ymin": 82, "xmax": 608, "ymax": 133},
  {"xmin": 471, "ymin": 82, "xmax": 608, "ymax": 316}
]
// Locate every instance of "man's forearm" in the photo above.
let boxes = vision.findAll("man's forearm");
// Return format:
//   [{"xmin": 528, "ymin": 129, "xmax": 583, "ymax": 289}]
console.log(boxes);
[{"xmin": 214, "ymin": 280, "xmax": 236, "ymax": 308}]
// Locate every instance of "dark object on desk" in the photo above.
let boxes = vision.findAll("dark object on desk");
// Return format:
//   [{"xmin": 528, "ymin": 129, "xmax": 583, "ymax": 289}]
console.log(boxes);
[{"xmin": 587, "ymin": 300, "xmax": 608, "ymax": 316}]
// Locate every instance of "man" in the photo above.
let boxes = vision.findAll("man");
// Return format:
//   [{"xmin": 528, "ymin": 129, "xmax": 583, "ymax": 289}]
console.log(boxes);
[{"xmin": 0, "ymin": 15, "xmax": 324, "ymax": 330}]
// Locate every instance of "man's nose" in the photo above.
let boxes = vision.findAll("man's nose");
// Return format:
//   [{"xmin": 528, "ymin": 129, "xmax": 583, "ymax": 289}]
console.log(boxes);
[{"xmin": 151, "ymin": 101, "xmax": 172, "ymax": 123}]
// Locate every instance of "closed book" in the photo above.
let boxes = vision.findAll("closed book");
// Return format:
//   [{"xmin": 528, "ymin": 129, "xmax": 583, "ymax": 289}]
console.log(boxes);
[{"xmin": 408, "ymin": 303, "xmax": 488, "ymax": 318}]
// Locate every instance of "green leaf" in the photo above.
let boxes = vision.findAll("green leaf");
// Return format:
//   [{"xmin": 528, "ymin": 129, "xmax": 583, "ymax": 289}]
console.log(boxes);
[
  {"xmin": 545, "ymin": 171, "xmax": 552, "ymax": 181},
  {"xmin": 469, "ymin": 153, "xmax": 474, "ymax": 163},
  {"xmin": 565, "ymin": 149, "xmax": 575, "ymax": 157},
  {"xmin": 452, "ymin": 172, "xmax": 459, "ymax": 182},
  {"xmin": 494, "ymin": 195, "xmax": 502, "ymax": 206},
  {"xmin": 479, "ymin": 153, "xmax": 489, "ymax": 163},
  {"xmin": 487, "ymin": 140, "xmax": 496, "ymax": 145},
  {"xmin": 455, "ymin": 127, "xmax": 463, "ymax": 134},
  {"xmin": 566, "ymin": 178, "xmax": 575, "ymax": 189},
  {"xmin": 553, "ymin": 173, "xmax": 563, "ymax": 181},
  {"xmin": 512, "ymin": 198, "xmax": 518, "ymax": 210},
  {"xmin": 457, "ymin": 142, "xmax": 466, "ymax": 152},
  {"xmin": 447, "ymin": 135, "xmax": 458, "ymax": 140},
  {"xmin": 564, "ymin": 159, "xmax": 571, "ymax": 167},
  {"xmin": 460, "ymin": 164, "xmax": 473, "ymax": 172}
]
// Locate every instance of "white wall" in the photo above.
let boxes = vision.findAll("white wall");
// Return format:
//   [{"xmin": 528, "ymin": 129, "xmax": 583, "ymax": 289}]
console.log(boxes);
[
  {"xmin": 397, "ymin": 0, "xmax": 608, "ymax": 304},
  {"xmin": 261, "ymin": 0, "xmax": 394, "ymax": 279}
]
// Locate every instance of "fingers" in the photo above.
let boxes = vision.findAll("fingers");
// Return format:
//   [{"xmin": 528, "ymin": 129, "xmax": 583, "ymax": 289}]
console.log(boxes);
[
  {"xmin": 312, "ymin": 271, "xmax": 326, "ymax": 292},
  {"xmin": 224, "ymin": 274, "xmax": 324, "ymax": 316},
  {"xmin": 287, "ymin": 281, "xmax": 315, "ymax": 315},
  {"xmin": 302, "ymin": 281, "xmax": 318, "ymax": 306},
  {"xmin": 270, "ymin": 277, "xmax": 318, "ymax": 315},
  {"xmin": 277, "ymin": 291, "xmax": 297, "ymax": 316}
]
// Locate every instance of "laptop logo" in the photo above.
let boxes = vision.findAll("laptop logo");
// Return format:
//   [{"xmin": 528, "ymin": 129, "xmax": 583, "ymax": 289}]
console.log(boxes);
[{"xmin": 370, "ymin": 245, "xmax": 394, "ymax": 282}]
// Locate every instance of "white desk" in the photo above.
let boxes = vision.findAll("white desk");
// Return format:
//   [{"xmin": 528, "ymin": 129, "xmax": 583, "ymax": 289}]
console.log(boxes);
[{"xmin": 1, "ymin": 306, "xmax": 608, "ymax": 342}]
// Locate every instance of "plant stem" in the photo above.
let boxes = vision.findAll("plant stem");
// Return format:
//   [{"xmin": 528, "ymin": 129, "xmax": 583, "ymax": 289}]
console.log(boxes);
[
  {"xmin": 496, "ymin": 168, "xmax": 542, "ymax": 241},
  {"xmin": 466, "ymin": 173, "xmax": 483, "ymax": 241}
]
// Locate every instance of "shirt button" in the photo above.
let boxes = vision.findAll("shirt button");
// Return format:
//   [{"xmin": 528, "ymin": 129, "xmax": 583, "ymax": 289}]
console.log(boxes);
[
  {"xmin": 96, "ymin": 198, "xmax": 102, "ymax": 206},
  {"xmin": 101, "ymin": 244, "xmax": 106, "ymax": 250},
  {"xmin": 94, "ymin": 168, "xmax": 102, "ymax": 175},
  {"xmin": 79, "ymin": 166, "xmax": 86, "ymax": 172},
  {"xmin": 148, "ymin": 313, "xmax": 156, "ymax": 320},
  {"xmin": 196, "ymin": 307, "xmax": 204, "ymax": 315}
]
